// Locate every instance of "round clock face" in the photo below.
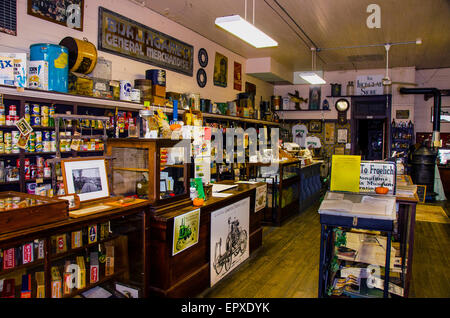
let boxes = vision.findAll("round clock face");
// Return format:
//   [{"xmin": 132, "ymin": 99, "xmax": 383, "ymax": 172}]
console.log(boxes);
[{"xmin": 335, "ymin": 99, "xmax": 349, "ymax": 112}]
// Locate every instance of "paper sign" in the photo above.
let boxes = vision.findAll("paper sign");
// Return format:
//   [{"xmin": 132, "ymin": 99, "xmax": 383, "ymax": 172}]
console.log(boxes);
[
  {"xmin": 15, "ymin": 117, "xmax": 33, "ymax": 135},
  {"xmin": 255, "ymin": 184, "xmax": 267, "ymax": 212},
  {"xmin": 359, "ymin": 161, "xmax": 396, "ymax": 193},
  {"xmin": 330, "ymin": 155, "xmax": 361, "ymax": 192},
  {"xmin": 172, "ymin": 209, "xmax": 200, "ymax": 256}
]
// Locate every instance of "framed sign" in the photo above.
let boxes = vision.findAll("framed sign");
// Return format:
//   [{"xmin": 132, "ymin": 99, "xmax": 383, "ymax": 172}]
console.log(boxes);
[
  {"xmin": 309, "ymin": 86, "xmax": 321, "ymax": 110},
  {"xmin": 356, "ymin": 75, "xmax": 383, "ymax": 95},
  {"xmin": 309, "ymin": 120, "xmax": 322, "ymax": 133},
  {"xmin": 210, "ymin": 198, "xmax": 249, "ymax": 286},
  {"xmin": 255, "ymin": 184, "xmax": 267, "ymax": 212},
  {"xmin": 98, "ymin": 7, "xmax": 193, "ymax": 76},
  {"xmin": 359, "ymin": 161, "xmax": 396, "ymax": 194},
  {"xmin": 28, "ymin": 0, "xmax": 84, "ymax": 31},
  {"xmin": 61, "ymin": 158, "xmax": 109, "ymax": 202},
  {"xmin": 337, "ymin": 129, "xmax": 348, "ymax": 143},
  {"xmin": 213, "ymin": 52, "xmax": 228, "ymax": 87},
  {"xmin": 233, "ymin": 62, "xmax": 242, "ymax": 91},
  {"xmin": 324, "ymin": 122, "xmax": 335, "ymax": 144},
  {"xmin": 172, "ymin": 209, "xmax": 200, "ymax": 256},
  {"xmin": 396, "ymin": 109, "xmax": 410, "ymax": 120}
]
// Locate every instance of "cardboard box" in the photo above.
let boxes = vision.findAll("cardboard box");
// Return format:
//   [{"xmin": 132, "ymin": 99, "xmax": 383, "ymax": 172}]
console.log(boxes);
[
  {"xmin": 0, "ymin": 57, "xmax": 15, "ymax": 86},
  {"xmin": 0, "ymin": 53, "xmax": 27, "ymax": 87},
  {"xmin": 35, "ymin": 272, "xmax": 45, "ymax": 298},
  {"xmin": 68, "ymin": 72, "xmax": 93, "ymax": 96},
  {"xmin": 105, "ymin": 244, "xmax": 114, "ymax": 276},
  {"xmin": 92, "ymin": 77, "xmax": 113, "ymax": 99},
  {"xmin": 89, "ymin": 252, "xmax": 99, "ymax": 283},
  {"xmin": 28, "ymin": 61, "xmax": 48, "ymax": 90},
  {"xmin": 151, "ymin": 95, "xmax": 166, "ymax": 106},
  {"xmin": 152, "ymin": 84, "xmax": 166, "ymax": 97},
  {"xmin": 51, "ymin": 266, "xmax": 62, "ymax": 298},
  {"xmin": 76, "ymin": 256, "xmax": 86, "ymax": 289}
]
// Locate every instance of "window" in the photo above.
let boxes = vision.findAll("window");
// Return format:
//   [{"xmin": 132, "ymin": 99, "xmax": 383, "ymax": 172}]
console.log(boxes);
[{"xmin": 0, "ymin": 0, "xmax": 17, "ymax": 36}]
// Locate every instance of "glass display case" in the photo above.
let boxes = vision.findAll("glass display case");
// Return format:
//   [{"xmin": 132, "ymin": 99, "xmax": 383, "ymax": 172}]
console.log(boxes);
[
  {"xmin": 106, "ymin": 138, "xmax": 191, "ymax": 206},
  {"xmin": 249, "ymin": 160, "xmax": 301, "ymax": 225}
]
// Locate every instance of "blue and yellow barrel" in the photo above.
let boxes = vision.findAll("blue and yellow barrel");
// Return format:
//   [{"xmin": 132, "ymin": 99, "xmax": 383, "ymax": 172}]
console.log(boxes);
[{"xmin": 30, "ymin": 43, "xmax": 69, "ymax": 93}]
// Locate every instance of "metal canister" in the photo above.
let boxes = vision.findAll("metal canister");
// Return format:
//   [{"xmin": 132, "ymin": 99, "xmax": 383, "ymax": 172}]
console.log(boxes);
[
  {"xmin": 24, "ymin": 158, "xmax": 30, "ymax": 179},
  {"xmin": 134, "ymin": 79, "xmax": 152, "ymax": 102},
  {"xmin": 131, "ymin": 89, "xmax": 141, "ymax": 102},
  {"xmin": 5, "ymin": 144, "xmax": 12, "ymax": 154},
  {"xmin": 32, "ymin": 104, "xmax": 40, "ymax": 115},
  {"xmin": 59, "ymin": 37, "xmax": 98, "ymax": 74},
  {"xmin": 50, "ymin": 140, "xmax": 56, "ymax": 152},
  {"xmin": 41, "ymin": 106, "xmax": 49, "ymax": 117},
  {"xmin": 6, "ymin": 115, "xmax": 13, "ymax": 126},
  {"xmin": 0, "ymin": 143, "xmax": 4, "ymax": 153},
  {"xmin": 0, "ymin": 114, "xmax": 5, "ymax": 125},
  {"xmin": 24, "ymin": 103, "xmax": 30, "ymax": 114},
  {"xmin": 13, "ymin": 116, "xmax": 19, "ymax": 124},
  {"xmin": 43, "ymin": 131, "xmax": 50, "ymax": 141},
  {"xmin": 31, "ymin": 114, "xmax": 41, "ymax": 126},
  {"xmin": 35, "ymin": 141, "xmax": 43, "ymax": 152},
  {"xmin": 28, "ymin": 140, "xmax": 35, "ymax": 152},
  {"xmin": 9, "ymin": 105, "xmax": 17, "ymax": 116},
  {"xmin": 4, "ymin": 132, "xmax": 12, "ymax": 143},
  {"xmin": 41, "ymin": 116, "xmax": 48, "ymax": 127},
  {"xmin": 0, "ymin": 104, "xmax": 4, "ymax": 115},
  {"xmin": 44, "ymin": 166, "xmax": 51, "ymax": 178},
  {"xmin": 145, "ymin": 69, "xmax": 166, "ymax": 86},
  {"xmin": 35, "ymin": 131, "xmax": 42, "ymax": 143},
  {"xmin": 51, "ymin": 131, "xmax": 56, "ymax": 141},
  {"xmin": 43, "ymin": 141, "xmax": 51, "ymax": 152},
  {"xmin": 49, "ymin": 106, "xmax": 55, "ymax": 127},
  {"xmin": 0, "ymin": 130, "xmax": 3, "ymax": 143},
  {"xmin": 36, "ymin": 156, "xmax": 44, "ymax": 167}
]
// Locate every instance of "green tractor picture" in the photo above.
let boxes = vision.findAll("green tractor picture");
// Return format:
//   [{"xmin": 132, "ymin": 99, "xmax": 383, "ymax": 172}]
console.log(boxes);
[{"xmin": 176, "ymin": 219, "xmax": 194, "ymax": 251}]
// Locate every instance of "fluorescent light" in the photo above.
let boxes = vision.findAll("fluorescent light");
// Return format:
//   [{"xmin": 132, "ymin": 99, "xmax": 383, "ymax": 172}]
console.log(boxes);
[
  {"xmin": 298, "ymin": 72, "xmax": 326, "ymax": 85},
  {"xmin": 215, "ymin": 15, "xmax": 278, "ymax": 48}
]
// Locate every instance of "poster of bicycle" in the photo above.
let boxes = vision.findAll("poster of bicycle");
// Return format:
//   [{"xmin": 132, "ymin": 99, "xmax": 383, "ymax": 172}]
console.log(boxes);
[
  {"xmin": 172, "ymin": 209, "xmax": 200, "ymax": 256},
  {"xmin": 210, "ymin": 198, "xmax": 249, "ymax": 286}
]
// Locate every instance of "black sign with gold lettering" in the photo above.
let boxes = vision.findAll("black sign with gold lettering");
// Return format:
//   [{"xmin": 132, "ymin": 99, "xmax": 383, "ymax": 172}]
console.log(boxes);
[{"xmin": 98, "ymin": 7, "xmax": 193, "ymax": 76}]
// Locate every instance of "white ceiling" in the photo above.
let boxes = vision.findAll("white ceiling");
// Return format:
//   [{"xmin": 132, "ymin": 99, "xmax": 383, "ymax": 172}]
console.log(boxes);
[{"xmin": 141, "ymin": 0, "xmax": 450, "ymax": 74}]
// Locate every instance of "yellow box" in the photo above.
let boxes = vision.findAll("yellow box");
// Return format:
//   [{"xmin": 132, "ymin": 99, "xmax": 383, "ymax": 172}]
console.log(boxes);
[
  {"xmin": 151, "ymin": 95, "xmax": 166, "ymax": 106},
  {"xmin": 152, "ymin": 84, "xmax": 166, "ymax": 98},
  {"xmin": 35, "ymin": 271, "xmax": 45, "ymax": 298},
  {"xmin": 68, "ymin": 72, "xmax": 93, "ymax": 96},
  {"xmin": 76, "ymin": 256, "xmax": 86, "ymax": 289},
  {"xmin": 51, "ymin": 267, "xmax": 62, "ymax": 298}
]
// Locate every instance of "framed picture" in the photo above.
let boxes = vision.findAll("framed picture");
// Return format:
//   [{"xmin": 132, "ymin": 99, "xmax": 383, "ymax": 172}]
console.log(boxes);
[
  {"xmin": 396, "ymin": 109, "xmax": 410, "ymax": 120},
  {"xmin": 324, "ymin": 122, "xmax": 336, "ymax": 144},
  {"xmin": 308, "ymin": 86, "xmax": 321, "ymax": 110},
  {"xmin": 309, "ymin": 120, "xmax": 322, "ymax": 133},
  {"xmin": 28, "ymin": 0, "xmax": 84, "ymax": 31},
  {"xmin": 55, "ymin": 193, "xmax": 80, "ymax": 211},
  {"xmin": 213, "ymin": 52, "xmax": 228, "ymax": 87},
  {"xmin": 61, "ymin": 158, "xmax": 109, "ymax": 202},
  {"xmin": 337, "ymin": 129, "xmax": 348, "ymax": 143},
  {"xmin": 334, "ymin": 146, "xmax": 345, "ymax": 155},
  {"xmin": 115, "ymin": 282, "xmax": 140, "ymax": 298}
]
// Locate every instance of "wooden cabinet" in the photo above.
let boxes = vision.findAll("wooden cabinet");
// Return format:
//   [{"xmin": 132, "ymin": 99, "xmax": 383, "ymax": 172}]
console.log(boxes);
[
  {"xmin": 0, "ymin": 201, "xmax": 150, "ymax": 298},
  {"xmin": 107, "ymin": 138, "xmax": 191, "ymax": 207}
]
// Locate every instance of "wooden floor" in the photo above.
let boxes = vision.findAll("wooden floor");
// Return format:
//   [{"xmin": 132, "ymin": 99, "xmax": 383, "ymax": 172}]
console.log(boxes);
[{"xmin": 199, "ymin": 201, "xmax": 450, "ymax": 298}]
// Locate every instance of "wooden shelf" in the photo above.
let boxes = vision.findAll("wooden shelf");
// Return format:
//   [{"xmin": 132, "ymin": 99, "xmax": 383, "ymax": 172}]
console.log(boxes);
[
  {"xmin": 0, "ymin": 259, "xmax": 45, "ymax": 276},
  {"xmin": 0, "ymin": 180, "xmax": 20, "ymax": 185},
  {"xmin": 275, "ymin": 109, "xmax": 331, "ymax": 112},
  {"xmin": 113, "ymin": 167, "xmax": 148, "ymax": 172},
  {"xmin": 325, "ymin": 94, "xmax": 392, "ymax": 98}
]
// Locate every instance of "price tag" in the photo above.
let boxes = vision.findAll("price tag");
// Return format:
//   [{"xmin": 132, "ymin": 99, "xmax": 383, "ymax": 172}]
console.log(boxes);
[{"xmin": 36, "ymin": 178, "xmax": 44, "ymax": 184}]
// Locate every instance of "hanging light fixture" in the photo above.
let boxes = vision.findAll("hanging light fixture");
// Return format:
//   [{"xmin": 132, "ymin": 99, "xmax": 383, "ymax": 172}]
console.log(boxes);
[
  {"xmin": 215, "ymin": 0, "xmax": 278, "ymax": 48},
  {"xmin": 298, "ymin": 48, "xmax": 326, "ymax": 84}
]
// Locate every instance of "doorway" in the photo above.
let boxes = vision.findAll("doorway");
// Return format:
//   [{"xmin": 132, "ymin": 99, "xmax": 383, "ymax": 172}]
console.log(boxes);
[
  {"xmin": 351, "ymin": 95, "xmax": 391, "ymax": 160},
  {"xmin": 355, "ymin": 119, "xmax": 385, "ymax": 160}
]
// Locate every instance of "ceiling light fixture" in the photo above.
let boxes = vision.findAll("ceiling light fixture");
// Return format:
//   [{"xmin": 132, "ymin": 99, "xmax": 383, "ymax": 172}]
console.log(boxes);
[
  {"xmin": 298, "ymin": 48, "xmax": 326, "ymax": 85},
  {"xmin": 215, "ymin": 0, "xmax": 278, "ymax": 48}
]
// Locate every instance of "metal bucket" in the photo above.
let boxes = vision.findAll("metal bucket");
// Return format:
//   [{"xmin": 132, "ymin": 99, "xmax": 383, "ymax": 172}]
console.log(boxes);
[
  {"xmin": 30, "ymin": 43, "xmax": 69, "ymax": 93},
  {"xmin": 59, "ymin": 37, "xmax": 98, "ymax": 74}
]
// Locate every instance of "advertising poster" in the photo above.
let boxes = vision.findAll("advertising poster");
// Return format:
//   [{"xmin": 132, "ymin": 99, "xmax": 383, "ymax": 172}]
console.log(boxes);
[
  {"xmin": 213, "ymin": 52, "xmax": 228, "ymax": 87},
  {"xmin": 172, "ymin": 209, "xmax": 200, "ymax": 256},
  {"xmin": 233, "ymin": 61, "xmax": 242, "ymax": 91},
  {"xmin": 255, "ymin": 184, "xmax": 267, "ymax": 212},
  {"xmin": 210, "ymin": 198, "xmax": 250, "ymax": 286}
]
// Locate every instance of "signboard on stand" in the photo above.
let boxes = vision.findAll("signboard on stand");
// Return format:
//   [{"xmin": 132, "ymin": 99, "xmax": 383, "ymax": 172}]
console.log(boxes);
[
  {"xmin": 359, "ymin": 161, "xmax": 397, "ymax": 194},
  {"xmin": 210, "ymin": 198, "xmax": 250, "ymax": 286}
]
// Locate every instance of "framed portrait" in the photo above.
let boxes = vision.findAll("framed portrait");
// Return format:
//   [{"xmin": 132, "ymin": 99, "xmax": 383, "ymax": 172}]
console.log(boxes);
[
  {"xmin": 61, "ymin": 158, "xmax": 109, "ymax": 202},
  {"xmin": 213, "ymin": 52, "xmax": 228, "ymax": 87},
  {"xmin": 234, "ymin": 62, "xmax": 242, "ymax": 91},
  {"xmin": 308, "ymin": 86, "xmax": 321, "ymax": 110},
  {"xmin": 324, "ymin": 122, "xmax": 335, "ymax": 144},
  {"xmin": 396, "ymin": 109, "xmax": 410, "ymax": 120},
  {"xmin": 337, "ymin": 129, "xmax": 348, "ymax": 143},
  {"xmin": 27, "ymin": 0, "xmax": 84, "ymax": 31},
  {"xmin": 309, "ymin": 120, "xmax": 322, "ymax": 133},
  {"xmin": 55, "ymin": 193, "xmax": 80, "ymax": 211}
]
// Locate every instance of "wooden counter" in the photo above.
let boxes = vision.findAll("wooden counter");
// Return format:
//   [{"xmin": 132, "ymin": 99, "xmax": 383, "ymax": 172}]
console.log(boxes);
[{"xmin": 147, "ymin": 182, "xmax": 264, "ymax": 298}]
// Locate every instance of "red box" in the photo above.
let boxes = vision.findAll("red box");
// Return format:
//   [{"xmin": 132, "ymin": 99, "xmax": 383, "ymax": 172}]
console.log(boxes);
[
  {"xmin": 3, "ymin": 248, "xmax": 15, "ymax": 269},
  {"xmin": 22, "ymin": 243, "xmax": 34, "ymax": 264}
]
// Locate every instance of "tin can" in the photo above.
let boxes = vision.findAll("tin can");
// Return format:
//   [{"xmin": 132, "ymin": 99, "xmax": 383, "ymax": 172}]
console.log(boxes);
[
  {"xmin": 13, "ymin": 116, "xmax": 19, "ymax": 124},
  {"xmin": 12, "ymin": 144, "xmax": 20, "ymax": 153},
  {"xmin": 35, "ymin": 141, "xmax": 43, "ymax": 152},
  {"xmin": 24, "ymin": 103, "xmax": 30, "ymax": 114},
  {"xmin": 131, "ymin": 89, "xmax": 141, "ymax": 102},
  {"xmin": 30, "ymin": 165, "xmax": 37, "ymax": 179},
  {"xmin": 51, "ymin": 131, "xmax": 56, "ymax": 141},
  {"xmin": 9, "ymin": 105, "xmax": 17, "ymax": 116},
  {"xmin": 43, "ymin": 141, "xmax": 51, "ymax": 152},
  {"xmin": 16, "ymin": 159, "xmax": 21, "ymax": 168},
  {"xmin": 0, "ymin": 143, "xmax": 4, "ymax": 153},
  {"xmin": 11, "ymin": 130, "xmax": 19, "ymax": 143},
  {"xmin": 31, "ymin": 114, "xmax": 41, "ymax": 126},
  {"xmin": 49, "ymin": 106, "xmax": 55, "ymax": 117},
  {"xmin": 4, "ymin": 132, "xmax": 12, "ymax": 143},
  {"xmin": 26, "ymin": 183, "xmax": 36, "ymax": 195},
  {"xmin": 44, "ymin": 167, "xmax": 51, "ymax": 178},
  {"xmin": 32, "ymin": 104, "xmax": 40, "ymax": 115},
  {"xmin": 36, "ymin": 156, "xmax": 44, "ymax": 167},
  {"xmin": 24, "ymin": 159, "xmax": 31, "ymax": 179},
  {"xmin": 50, "ymin": 140, "xmax": 56, "ymax": 152},
  {"xmin": 0, "ymin": 130, "xmax": 3, "ymax": 143},
  {"xmin": 29, "ymin": 132, "xmax": 36, "ymax": 141},
  {"xmin": 0, "ymin": 104, "xmax": 5, "ymax": 115},
  {"xmin": 42, "ymin": 131, "xmax": 50, "ymax": 141},
  {"xmin": 120, "ymin": 80, "xmax": 132, "ymax": 101},
  {"xmin": 5, "ymin": 144, "xmax": 12, "ymax": 153},
  {"xmin": 25, "ymin": 113, "xmax": 31, "ymax": 124},
  {"xmin": 41, "ymin": 106, "xmax": 49, "ymax": 116},
  {"xmin": 0, "ymin": 114, "xmax": 5, "ymax": 125},
  {"xmin": 28, "ymin": 140, "xmax": 35, "ymax": 152},
  {"xmin": 35, "ymin": 131, "xmax": 42, "ymax": 142},
  {"xmin": 41, "ymin": 116, "xmax": 48, "ymax": 127},
  {"xmin": 6, "ymin": 115, "xmax": 13, "ymax": 126}
]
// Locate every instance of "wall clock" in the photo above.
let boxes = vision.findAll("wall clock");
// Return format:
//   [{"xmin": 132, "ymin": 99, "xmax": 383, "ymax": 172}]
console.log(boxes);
[{"xmin": 335, "ymin": 98, "xmax": 349, "ymax": 125}]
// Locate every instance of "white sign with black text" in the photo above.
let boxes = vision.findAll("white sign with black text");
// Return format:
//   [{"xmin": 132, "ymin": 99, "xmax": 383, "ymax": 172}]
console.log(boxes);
[
  {"xmin": 356, "ymin": 75, "xmax": 384, "ymax": 95},
  {"xmin": 359, "ymin": 161, "xmax": 396, "ymax": 194}
]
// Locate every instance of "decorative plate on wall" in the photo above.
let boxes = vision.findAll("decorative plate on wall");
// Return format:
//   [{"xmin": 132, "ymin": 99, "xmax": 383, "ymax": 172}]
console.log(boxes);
[
  {"xmin": 197, "ymin": 68, "xmax": 207, "ymax": 88},
  {"xmin": 198, "ymin": 48, "xmax": 208, "ymax": 67}
]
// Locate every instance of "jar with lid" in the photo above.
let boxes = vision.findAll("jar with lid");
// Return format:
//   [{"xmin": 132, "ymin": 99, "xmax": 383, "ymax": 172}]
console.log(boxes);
[{"xmin": 346, "ymin": 81, "xmax": 354, "ymax": 96}]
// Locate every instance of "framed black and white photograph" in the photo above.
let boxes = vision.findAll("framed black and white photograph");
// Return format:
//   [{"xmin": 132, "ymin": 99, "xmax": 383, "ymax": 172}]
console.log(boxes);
[
  {"xmin": 61, "ymin": 158, "xmax": 109, "ymax": 202},
  {"xmin": 28, "ymin": 0, "xmax": 84, "ymax": 31},
  {"xmin": 337, "ymin": 128, "xmax": 348, "ymax": 143}
]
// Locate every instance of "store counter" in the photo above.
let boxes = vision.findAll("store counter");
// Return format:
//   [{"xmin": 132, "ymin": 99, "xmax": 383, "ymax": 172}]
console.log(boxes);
[
  {"xmin": 299, "ymin": 162, "xmax": 322, "ymax": 212},
  {"xmin": 147, "ymin": 182, "xmax": 265, "ymax": 298}
]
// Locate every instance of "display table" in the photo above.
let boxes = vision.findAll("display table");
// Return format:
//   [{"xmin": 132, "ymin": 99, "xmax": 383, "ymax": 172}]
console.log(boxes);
[
  {"xmin": 147, "ymin": 182, "xmax": 264, "ymax": 297},
  {"xmin": 318, "ymin": 191, "xmax": 397, "ymax": 298},
  {"xmin": 0, "ymin": 198, "xmax": 151, "ymax": 298}
]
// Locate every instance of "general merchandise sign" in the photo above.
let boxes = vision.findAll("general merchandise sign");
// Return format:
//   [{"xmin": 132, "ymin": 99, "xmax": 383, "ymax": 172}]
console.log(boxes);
[{"xmin": 98, "ymin": 7, "xmax": 193, "ymax": 76}]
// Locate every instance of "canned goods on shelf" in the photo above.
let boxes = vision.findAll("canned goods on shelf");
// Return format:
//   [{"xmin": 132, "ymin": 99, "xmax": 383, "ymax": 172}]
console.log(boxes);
[
  {"xmin": 32, "ymin": 104, "xmax": 40, "ymax": 115},
  {"xmin": 24, "ymin": 103, "xmax": 30, "ymax": 114},
  {"xmin": 41, "ymin": 106, "xmax": 49, "ymax": 116},
  {"xmin": 41, "ymin": 116, "xmax": 48, "ymax": 127},
  {"xmin": 0, "ymin": 114, "xmax": 5, "ymax": 125},
  {"xmin": 9, "ymin": 105, "xmax": 17, "ymax": 116},
  {"xmin": 31, "ymin": 115, "xmax": 41, "ymax": 126}
]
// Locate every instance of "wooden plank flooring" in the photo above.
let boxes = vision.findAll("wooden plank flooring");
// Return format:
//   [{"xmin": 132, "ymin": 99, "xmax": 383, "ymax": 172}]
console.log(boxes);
[{"xmin": 199, "ymin": 201, "xmax": 450, "ymax": 298}]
